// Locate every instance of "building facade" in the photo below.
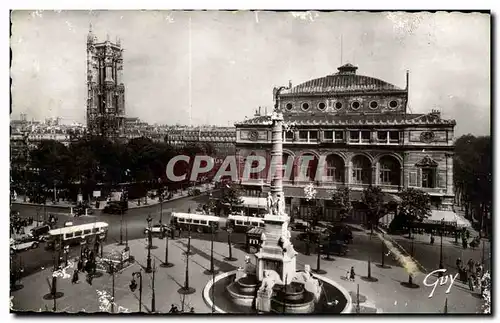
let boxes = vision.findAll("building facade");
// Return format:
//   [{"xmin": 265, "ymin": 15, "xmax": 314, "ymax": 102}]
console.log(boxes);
[
  {"xmin": 164, "ymin": 126, "xmax": 236, "ymax": 158},
  {"xmin": 86, "ymin": 25, "xmax": 126, "ymax": 139},
  {"xmin": 235, "ymin": 63, "xmax": 456, "ymax": 222}
]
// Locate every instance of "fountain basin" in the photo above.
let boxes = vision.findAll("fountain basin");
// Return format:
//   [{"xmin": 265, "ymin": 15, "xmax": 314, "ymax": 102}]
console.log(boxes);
[{"xmin": 204, "ymin": 270, "xmax": 353, "ymax": 314}]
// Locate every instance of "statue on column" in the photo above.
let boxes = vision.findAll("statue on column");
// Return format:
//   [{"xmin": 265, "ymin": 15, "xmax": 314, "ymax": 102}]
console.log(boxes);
[{"xmin": 266, "ymin": 192, "xmax": 275, "ymax": 215}]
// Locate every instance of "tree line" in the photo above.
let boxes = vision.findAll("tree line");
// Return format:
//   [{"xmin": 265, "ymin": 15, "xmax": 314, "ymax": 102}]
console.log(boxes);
[{"xmin": 10, "ymin": 136, "xmax": 216, "ymax": 202}]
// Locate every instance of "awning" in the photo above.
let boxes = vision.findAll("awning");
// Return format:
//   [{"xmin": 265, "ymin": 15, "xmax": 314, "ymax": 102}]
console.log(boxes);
[
  {"xmin": 424, "ymin": 210, "xmax": 472, "ymax": 228},
  {"xmin": 240, "ymin": 196, "xmax": 267, "ymax": 209},
  {"xmin": 283, "ymin": 186, "xmax": 402, "ymax": 204}
]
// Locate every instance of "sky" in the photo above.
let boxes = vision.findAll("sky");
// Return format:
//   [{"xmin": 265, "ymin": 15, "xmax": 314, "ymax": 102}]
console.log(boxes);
[{"xmin": 10, "ymin": 10, "xmax": 490, "ymax": 136}]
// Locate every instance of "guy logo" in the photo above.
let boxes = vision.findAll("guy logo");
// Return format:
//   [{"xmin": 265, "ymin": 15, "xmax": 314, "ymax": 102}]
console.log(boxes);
[{"xmin": 423, "ymin": 269, "xmax": 458, "ymax": 298}]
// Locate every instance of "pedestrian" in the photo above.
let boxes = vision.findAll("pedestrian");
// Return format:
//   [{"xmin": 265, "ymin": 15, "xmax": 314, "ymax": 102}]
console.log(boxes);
[
  {"xmin": 190, "ymin": 307, "xmax": 195, "ymax": 313},
  {"xmin": 169, "ymin": 304, "xmax": 176, "ymax": 313},
  {"xmin": 72, "ymin": 270, "xmax": 79, "ymax": 284},
  {"xmin": 345, "ymin": 269, "xmax": 350, "ymax": 280},
  {"xmin": 468, "ymin": 275, "xmax": 474, "ymax": 291},
  {"xmin": 430, "ymin": 235, "xmax": 435, "ymax": 245},
  {"xmin": 173, "ymin": 305, "xmax": 179, "ymax": 313},
  {"xmin": 350, "ymin": 266, "xmax": 356, "ymax": 281},
  {"xmin": 456, "ymin": 258, "xmax": 462, "ymax": 270}
]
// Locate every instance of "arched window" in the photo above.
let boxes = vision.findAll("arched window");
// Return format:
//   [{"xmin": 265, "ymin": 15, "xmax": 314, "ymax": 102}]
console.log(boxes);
[
  {"xmin": 326, "ymin": 154, "xmax": 345, "ymax": 183},
  {"xmin": 352, "ymin": 155, "xmax": 371, "ymax": 184},
  {"xmin": 379, "ymin": 155, "xmax": 401, "ymax": 186},
  {"xmin": 298, "ymin": 153, "xmax": 318, "ymax": 181}
]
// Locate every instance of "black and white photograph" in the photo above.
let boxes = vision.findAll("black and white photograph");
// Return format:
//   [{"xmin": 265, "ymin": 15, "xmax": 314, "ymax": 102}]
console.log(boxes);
[{"xmin": 8, "ymin": 8, "xmax": 492, "ymax": 315}]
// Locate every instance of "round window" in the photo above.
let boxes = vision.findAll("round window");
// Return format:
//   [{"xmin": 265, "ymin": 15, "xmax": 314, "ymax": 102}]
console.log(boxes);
[
  {"xmin": 351, "ymin": 101, "xmax": 361, "ymax": 110},
  {"xmin": 285, "ymin": 103, "xmax": 293, "ymax": 111},
  {"xmin": 389, "ymin": 100, "xmax": 398, "ymax": 109},
  {"xmin": 301, "ymin": 103, "xmax": 310, "ymax": 111},
  {"xmin": 334, "ymin": 102, "xmax": 343, "ymax": 110},
  {"xmin": 369, "ymin": 101, "xmax": 378, "ymax": 109},
  {"xmin": 318, "ymin": 102, "xmax": 326, "ymax": 111}
]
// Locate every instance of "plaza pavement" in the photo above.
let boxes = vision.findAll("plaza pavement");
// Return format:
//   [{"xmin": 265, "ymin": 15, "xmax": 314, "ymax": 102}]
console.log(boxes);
[{"xmin": 11, "ymin": 234, "xmax": 485, "ymax": 314}]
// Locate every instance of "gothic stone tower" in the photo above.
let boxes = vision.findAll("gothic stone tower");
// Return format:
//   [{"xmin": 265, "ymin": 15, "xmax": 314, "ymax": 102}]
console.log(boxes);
[{"xmin": 86, "ymin": 24, "xmax": 125, "ymax": 139}]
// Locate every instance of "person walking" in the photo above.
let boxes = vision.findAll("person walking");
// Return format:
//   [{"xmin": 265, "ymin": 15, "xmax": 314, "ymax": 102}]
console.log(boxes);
[
  {"xmin": 72, "ymin": 270, "xmax": 79, "ymax": 284},
  {"xmin": 350, "ymin": 266, "xmax": 356, "ymax": 281},
  {"xmin": 169, "ymin": 304, "xmax": 176, "ymax": 313},
  {"xmin": 468, "ymin": 275, "xmax": 475, "ymax": 291}
]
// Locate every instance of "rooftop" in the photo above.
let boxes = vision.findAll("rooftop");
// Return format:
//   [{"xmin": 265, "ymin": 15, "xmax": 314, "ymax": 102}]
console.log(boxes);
[{"xmin": 280, "ymin": 63, "xmax": 406, "ymax": 96}]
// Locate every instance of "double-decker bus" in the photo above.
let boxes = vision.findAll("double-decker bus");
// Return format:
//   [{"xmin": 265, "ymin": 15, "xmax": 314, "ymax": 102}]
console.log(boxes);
[
  {"xmin": 227, "ymin": 214, "xmax": 265, "ymax": 233},
  {"xmin": 46, "ymin": 222, "xmax": 108, "ymax": 249},
  {"xmin": 170, "ymin": 212, "xmax": 221, "ymax": 233}
]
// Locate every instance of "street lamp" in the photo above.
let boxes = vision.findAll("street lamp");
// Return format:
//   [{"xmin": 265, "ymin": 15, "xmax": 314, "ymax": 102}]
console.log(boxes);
[
  {"xmin": 119, "ymin": 209, "xmax": 124, "ymax": 245},
  {"xmin": 130, "ymin": 271, "xmax": 143, "ymax": 312},
  {"xmin": 160, "ymin": 227, "xmax": 174, "ymax": 268},
  {"xmin": 224, "ymin": 226, "xmax": 237, "ymax": 262},
  {"xmin": 408, "ymin": 237, "xmax": 415, "ymax": 286},
  {"xmin": 439, "ymin": 219, "xmax": 444, "ymax": 275},
  {"xmin": 313, "ymin": 236, "xmax": 327, "ymax": 275},
  {"xmin": 63, "ymin": 245, "xmax": 69, "ymax": 267},
  {"xmin": 204, "ymin": 223, "xmax": 219, "ymax": 275},
  {"xmin": 146, "ymin": 220, "xmax": 153, "ymax": 273},
  {"xmin": 179, "ymin": 223, "xmax": 196, "ymax": 295},
  {"xmin": 151, "ymin": 260, "xmax": 156, "ymax": 313}
]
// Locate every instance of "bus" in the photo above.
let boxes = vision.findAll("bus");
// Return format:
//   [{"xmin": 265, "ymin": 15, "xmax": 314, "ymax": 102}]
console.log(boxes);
[
  {"xmin": 227, "ymin": 214, "xmax": 265, "ymax": 233},
  {"xmin": 46, "ymin": 222, "xmax": 109, "ymax": 249},
  {"xmin": 170, "ymin": 213, "xmax": 221, "ymax": 233}
]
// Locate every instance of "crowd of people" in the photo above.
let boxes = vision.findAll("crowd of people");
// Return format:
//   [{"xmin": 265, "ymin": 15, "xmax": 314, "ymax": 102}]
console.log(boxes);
[{"xmin": 456, "ymin": 258, "xmax": 485, "ymax": 294}]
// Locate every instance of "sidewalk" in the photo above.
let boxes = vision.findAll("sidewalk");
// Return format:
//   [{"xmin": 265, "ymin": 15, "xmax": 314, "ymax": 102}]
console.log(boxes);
[
  {"xmin": 11, "ymin": 235, "xmax": 484, "ymax": 314},
  {"xmin": 12, "ymin": 184, "xmax": 214, "ymax": 212}
]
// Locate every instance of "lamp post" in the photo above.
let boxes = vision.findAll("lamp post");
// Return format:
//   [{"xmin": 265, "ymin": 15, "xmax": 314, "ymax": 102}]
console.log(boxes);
[
  {"xmin": 119, "ymin": 209, "xmax": 124, "ymax": 245},
  {"xmin": 408, "ymin": 237, "xmax": 415, "ymax": 286},
  {"xmin": 313, "ymin": 237, "xmax": 327, "ymax": 274},
  {"xmin": 109, "ymin": 262, "xmax": 116, "ymax": 314},
  {"xmin": 482, "ymin": 239, "xmax": 485, "ymax": 265},
  {"xmin": 63, "ymin": 245, "xmax": 69, "ymax": 267},
  {"xmin": 205, "ymin": 223, "xmax": 218, "ymax": 275},
  {"xmin": 224, "ymin": 226, "xmax": 237, "ymax": 261},
  {"xmin": 159, "ymin": 190, "xmax": 164, "ymax": 224},
  {"xmin": 130, "ymin": 271, "xmax": 143, "ymax": 312},
  {"xmin": 146, "ymin": 215, "xmax": 152, "ymax": 273},
  {"xmin": 439, "ymin": 219, "xmax": 444, "ymax": 276},
  {"xmin": 151, "ymin": 260, "xmax": 156, "ymax": 313},
  {"xmin": 160, "ymin": 227, "xmax": 174, "ymax": 268},
  {"xmin": 179, "ymin": 224, "xmax": 196, "ymax": 295}
]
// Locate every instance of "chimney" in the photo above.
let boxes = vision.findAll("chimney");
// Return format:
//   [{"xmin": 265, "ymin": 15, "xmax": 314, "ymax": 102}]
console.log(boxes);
[
  {"xmin": 259, "ymin": 106, "xmax": 261, "ymax": 115},
  {"xmin": 289, "ymin": 80, "xmax": 292, "ymax": 89},
  {"xmin": 406, "ymin": 70, "xmax": 409, "ymax": 90},
  {"xmin": 265, "ymin": 107, "xmax": 268, "ymax": 116}
]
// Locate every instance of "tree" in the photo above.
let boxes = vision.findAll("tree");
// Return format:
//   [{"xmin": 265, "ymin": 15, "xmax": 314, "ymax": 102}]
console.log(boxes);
[
  {"xmin": 399, "ymin": 188, "xmax": 431, "ymax": 239},
  {"xmin": 330, "ymin": 186, "xmax": 352, "ymax": 222},
  {"xmin": 361, "ymin": 185, "xmax": 386, "ymax": 235},
  {"xmin": 220, "ymin": 183, "xmax": 243, "ymax": 214},
  {"xmin": 454, "ymin": 135, "xmax": 491, "ymax": 237}
]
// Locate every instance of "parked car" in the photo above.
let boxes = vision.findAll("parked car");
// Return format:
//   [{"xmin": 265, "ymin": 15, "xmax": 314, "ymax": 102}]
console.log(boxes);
[
  {"xmin": 144, "ymin": 224, "xmax": 171, "ymax": 235},
  {"xmin": 10, "ymin": 236, "xmax": 39, "ymax": 252},
  {"xmin": 297, "ymin": 231, "xmax": 329, "ymax": 243},
  {"xmin": 320, "ymin": 240, "xmax": 348, "ymax": 256},
  {"xmin": 290, "ymin": 222, "xmax": 308, "ymax": 232},
  {"xmin": 327, "ymin": 224, "xmax": 353, "ymax": 244},
  {"xmin": 30, "ymin": 225, "xmax": 51, "ymax": 241},
  {"xmin": 74, "ymin": 205, "xmax": 94, "ymax": 216},
  {"xmin": 103, "ymin": 201, "xmax": 128, "ymax": 214}
]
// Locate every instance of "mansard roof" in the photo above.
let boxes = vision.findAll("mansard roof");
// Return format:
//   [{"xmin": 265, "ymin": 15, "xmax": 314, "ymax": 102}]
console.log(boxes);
[
  {"xmin": 280, "ymin": 63, "xmax": 406, "ymax": 96},
  {"xmin": 235, "ymin": 112, "xmax": 456, "ymax": 127}
]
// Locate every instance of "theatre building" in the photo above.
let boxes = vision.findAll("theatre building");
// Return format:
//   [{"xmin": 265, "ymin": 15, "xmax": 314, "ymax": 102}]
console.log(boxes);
[{"xmin": 234, "ymin": 63, "xmax": 456, "ymax": 224}]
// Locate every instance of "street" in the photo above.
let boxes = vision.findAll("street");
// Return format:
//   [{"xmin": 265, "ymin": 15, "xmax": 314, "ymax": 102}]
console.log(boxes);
[{"xmin": 10, "ymin": 193, "xmax": 210, "ymax": 277}]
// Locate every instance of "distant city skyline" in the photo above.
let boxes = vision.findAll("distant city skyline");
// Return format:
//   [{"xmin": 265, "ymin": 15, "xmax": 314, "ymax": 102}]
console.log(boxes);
[{"xmin": 11, "ymin": 10, "xmax": 490, "ymax": 136}]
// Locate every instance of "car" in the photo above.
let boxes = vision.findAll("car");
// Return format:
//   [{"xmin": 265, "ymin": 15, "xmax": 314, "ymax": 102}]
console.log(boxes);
[
  {"xmin": 74, "ymin": 205, "xmax": 94, "ymax": 216},
  {"xmin": 290, "ymin": 222, "xmax": 308, "ymax": 232},
  {"xmin": 10, "ymin": 236, "xmax": 39, "ymax": 252},
  {"xmin": 144, "ymin": 224, "xmax": 171, "ymax": 235},
  {"xmin": 297, "ymin": 231, "xmax": 329, "ymax": 243},
  {"xmin": 327, "ymin": 224, "xmax": 353, "ymax": 244},
  {"xmin": 320, "ymin": 240, "xmax": 348, "ymax": 256},
  {"xmin": 30, "ymin": 225, "xmax": 51, "ymax": 241},
  {"xmin": 103, "ymin": 201, "xmax": 128, "ymax": 214}
]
